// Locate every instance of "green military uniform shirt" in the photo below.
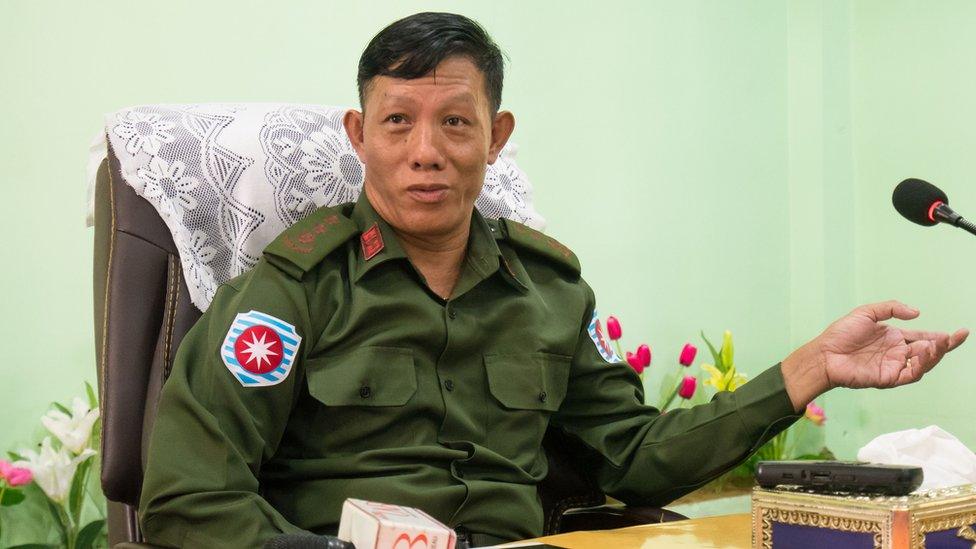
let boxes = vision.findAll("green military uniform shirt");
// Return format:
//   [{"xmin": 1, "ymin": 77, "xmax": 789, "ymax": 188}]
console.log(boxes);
[{"xmin": 139, "ymin": 193, "xmax": 801, "ymax": 548}]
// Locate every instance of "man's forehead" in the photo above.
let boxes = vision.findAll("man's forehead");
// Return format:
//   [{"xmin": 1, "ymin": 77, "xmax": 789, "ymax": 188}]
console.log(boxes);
[{"xmin": 364, "ymin": 56, "xmax": 489, "ymax": 108}]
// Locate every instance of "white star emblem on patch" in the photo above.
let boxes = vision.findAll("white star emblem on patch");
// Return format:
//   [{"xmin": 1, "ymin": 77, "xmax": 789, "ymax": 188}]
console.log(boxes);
[{"xmin": 239, "ymin": 331, "xmax": 280, "ymax": 370}]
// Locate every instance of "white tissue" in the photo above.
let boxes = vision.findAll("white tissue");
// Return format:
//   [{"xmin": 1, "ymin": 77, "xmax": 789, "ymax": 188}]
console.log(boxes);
[{"xmin": 857, "ymin": 425, "xmax": 976, "ymax": 491}]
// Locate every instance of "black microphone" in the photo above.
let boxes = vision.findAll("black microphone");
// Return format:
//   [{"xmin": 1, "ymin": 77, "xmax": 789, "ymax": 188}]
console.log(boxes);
[{"xmin": 892, "ymin": 178, "xmax": 976, "ymax": 237}]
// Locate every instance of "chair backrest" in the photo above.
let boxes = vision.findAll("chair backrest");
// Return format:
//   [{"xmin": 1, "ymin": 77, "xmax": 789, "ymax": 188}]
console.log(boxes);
[{"xmin": 93, "ymin": 141, "xmax": 604, "ymax": 546}]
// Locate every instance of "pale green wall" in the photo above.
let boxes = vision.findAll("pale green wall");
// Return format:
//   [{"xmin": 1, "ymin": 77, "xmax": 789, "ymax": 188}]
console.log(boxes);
[
  {"xmin": 0, "ymin": 1, "xmax": 971, "ymax": 464},
  {"xmin": 824, "ymin": 1, "xmax": 976, "ymax": 457}
]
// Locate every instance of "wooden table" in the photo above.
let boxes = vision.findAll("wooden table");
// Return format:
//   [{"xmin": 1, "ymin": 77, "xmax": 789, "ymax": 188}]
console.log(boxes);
[{"xmin": 498, "ymin": 513, "xmax": 753, "ymax": 549}]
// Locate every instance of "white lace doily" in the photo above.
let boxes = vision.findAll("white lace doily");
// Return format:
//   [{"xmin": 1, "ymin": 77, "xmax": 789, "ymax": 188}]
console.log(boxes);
[{"xmin": 91, "ymin": 103, "xmax": 544, "ymax": 311}]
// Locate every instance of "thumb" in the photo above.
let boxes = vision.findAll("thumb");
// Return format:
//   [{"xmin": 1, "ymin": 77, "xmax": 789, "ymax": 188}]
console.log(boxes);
[{"xmin": 858, "ymin": 300, "xmax": 920, "ymax": 322}]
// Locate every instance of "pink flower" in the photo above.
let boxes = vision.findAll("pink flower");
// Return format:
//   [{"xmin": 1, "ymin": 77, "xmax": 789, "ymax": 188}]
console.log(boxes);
[
  {"xmin": 5, "ymin": 467, "xmax": 32, "ymax": 487},
  {"xmin": 625, "ymin": 352, "xmax": 645, "ymax": 374},
  {"xmin": 0, "ymin": 459, "xmax": 32, "ymax": 487},
  {"xmin": 678, "ymin": 376, "xmax": 697, "ymax": 399},
  {"xmin": 637, "ymin": 344, "xmax": 652, "ymax": 368},
  {"xmin": 679, "ymin": 343, "xmax": 697, "ymax": 366},
  {"xmin": 606, "ymin": 316, "xmax": 622, "ymax": 341},
  {"xmin": 805, "ymin": 402, "xmax": 826, "ymax": 426}
]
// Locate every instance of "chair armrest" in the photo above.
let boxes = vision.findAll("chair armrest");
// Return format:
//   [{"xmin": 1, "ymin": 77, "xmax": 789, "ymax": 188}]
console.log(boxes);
[{"xmin": 558, "ymin": 504, "xmax": 688, "ymax": 533}]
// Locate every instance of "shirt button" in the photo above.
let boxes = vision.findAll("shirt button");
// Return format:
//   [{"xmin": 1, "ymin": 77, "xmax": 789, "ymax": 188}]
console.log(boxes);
[
  {"xmin": 359, "ymin": 385, "xmax": 372, "ymax": 399},
  {"xmin": 448, "ymin": 308, "xmax": 457, "ymax": 320},
  {"xmin": 538, "ymin": 391, "xmax": 548, "ymax": 403},
  {"xmin": 455, "ymin": 468, "xmax": 465, "ymax": 479},
  {"xmin": 444, "ymin": 379, "xmax": 455, "ymax": 392}
]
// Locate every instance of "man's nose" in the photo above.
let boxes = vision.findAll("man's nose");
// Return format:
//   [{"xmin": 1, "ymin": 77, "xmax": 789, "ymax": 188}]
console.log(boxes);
[{"xmin": 407, "ymin": 122, "xmax": 445, "ymax": 171}]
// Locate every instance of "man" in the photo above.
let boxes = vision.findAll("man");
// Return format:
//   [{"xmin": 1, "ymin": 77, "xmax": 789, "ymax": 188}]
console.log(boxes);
[{"xmin": 139, "ymin": 12, "xmax": 968, "ymax": 548}]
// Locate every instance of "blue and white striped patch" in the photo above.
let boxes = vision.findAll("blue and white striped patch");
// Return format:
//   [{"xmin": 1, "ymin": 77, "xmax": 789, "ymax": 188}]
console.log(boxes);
[
  {"xmin": 587, "ymin": 308, "xmax": 620, "ymax": 363},
  {"xmin": 220, "ymin": 310, "xmax": 302, "ymax": 387}
]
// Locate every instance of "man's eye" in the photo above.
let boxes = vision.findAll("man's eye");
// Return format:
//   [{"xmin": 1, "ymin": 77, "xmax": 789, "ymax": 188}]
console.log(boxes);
[
  {"xmin": 445, "ymin": 116, "xmax": 465, "ymax": 127},
  {"xmin": 386, "ymin": 114, "xmax": 406, "ymax": 124}
]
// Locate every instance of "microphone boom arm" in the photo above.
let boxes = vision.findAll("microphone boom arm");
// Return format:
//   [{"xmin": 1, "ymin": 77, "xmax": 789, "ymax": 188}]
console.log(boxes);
[{"xmin": 933, "ymin": 203, "xmax": 976, "ymax": 237}]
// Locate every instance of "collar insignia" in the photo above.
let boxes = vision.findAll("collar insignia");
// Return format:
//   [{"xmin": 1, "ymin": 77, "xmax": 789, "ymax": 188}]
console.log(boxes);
[{"xmin": 361, "ymin": 223, "xmax": 385, "ymax": 261}]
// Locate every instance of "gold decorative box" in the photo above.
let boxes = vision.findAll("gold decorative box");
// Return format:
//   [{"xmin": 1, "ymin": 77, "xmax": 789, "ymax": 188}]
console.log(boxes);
[{"xmin": 751, "ymin": 484, "xmax": 976, "ymax": 548}]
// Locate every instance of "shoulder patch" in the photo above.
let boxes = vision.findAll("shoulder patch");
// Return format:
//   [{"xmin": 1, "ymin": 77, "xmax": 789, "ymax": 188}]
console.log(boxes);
[
  {"xmin": 587, "ymin": 308, "xmax": 620, "ymax": 363},
  {"xmin": 220, "ymin": 310, "xmax": 302, "ymax": 387},
  {"xmin": 498, "ymin": 218, "xmax": 581, "ymax": 276},
  {"xmin": 263, "ymin": 206, "xmax": 358, "ymax": 279}
]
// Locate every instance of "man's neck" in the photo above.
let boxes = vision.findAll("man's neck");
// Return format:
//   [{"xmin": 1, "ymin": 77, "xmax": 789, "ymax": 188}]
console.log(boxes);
[{"xmin": 394, "ymin": 225, "xmax": 470, "ymax": 300}]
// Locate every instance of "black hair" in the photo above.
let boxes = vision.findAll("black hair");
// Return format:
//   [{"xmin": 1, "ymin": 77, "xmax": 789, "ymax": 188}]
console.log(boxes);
[{"xmin": 357, "ymin": 12, "xmax": 505, "ymax": 115}]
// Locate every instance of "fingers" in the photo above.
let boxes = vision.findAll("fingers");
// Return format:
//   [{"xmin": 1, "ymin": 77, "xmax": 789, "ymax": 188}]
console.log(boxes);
[
  {"xmin": 858, "ymin": 300, "xmax": 920, "ymax": 322},
  {"xmin": 902, "ymin": 327, "xmax": 969, "ymax": 351},
  {"xmin": 902, "ymin": 329, "xmax": 949, "ymax": 343},
  {"xmin": 907, "ymin": 339, "xmax": 938, "ymax": 371},
  {"xmin": 949, "ymin": 328, "xmax": 970, "ymax": 351},
  {"xmin": 894, "ymin": 327, "xmax": 968, "ymax": 387}
]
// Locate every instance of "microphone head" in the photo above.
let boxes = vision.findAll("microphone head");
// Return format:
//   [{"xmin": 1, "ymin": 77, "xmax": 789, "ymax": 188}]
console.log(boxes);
[{"xmin": 893, "ymin": 178, "xmax": 949, "ymax": 226}]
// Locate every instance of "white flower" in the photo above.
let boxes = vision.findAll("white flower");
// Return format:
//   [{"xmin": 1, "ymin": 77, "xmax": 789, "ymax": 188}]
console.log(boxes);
[
  {"xmin": 112, "ymin": 111, "xmax": 175, "ymax": 156},
  {"xmin": 40, "ymin": 397, "xmax": 100, "ymax": 454},
  {"xmin": 137, "ymin": 158, "xmax": 200, "ymax": 220},
  {"xmin": 14, "ymin": 437, "xmax": 95, "ymax": 503}
]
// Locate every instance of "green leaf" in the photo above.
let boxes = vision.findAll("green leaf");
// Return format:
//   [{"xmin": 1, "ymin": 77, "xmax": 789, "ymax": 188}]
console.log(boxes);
[
  {"xmin": 52, "ymin": 401, "xmax": 71, "ymax": 416},
  {"xmin": 90, "ymin": 417, "xmax": 102, "ymax": 452},
  {"xmin": 720, "ymin": 330, "xmax": 735, "ymax": 370},
  {"xmin": 7, "ymin": 451, "xmax": 26, "ymax": 461},
  {"xmin": 1, "ymin": 488, "xmax": 26, "ymax": 506},
  {"xmin": 45, "ymin": 499, "xmax": 68, "ymax": 547},
  {"xmin": 69, "ymin": 455, "xmax": 94, "ymax": 524},
  {"xmin": 657, "ymin": 370, "xmax": 679, "ymax": 405},
  {"xmin": 700, "ymin": 330, "xmax": 724, "ymax": 372},
  {"xmin": 86, "ymin": 381, "xmax": 99, "ymax": 409},
  {"xmin": 75, "ymin": 519, "xmax": 106, "ymax": 549}
]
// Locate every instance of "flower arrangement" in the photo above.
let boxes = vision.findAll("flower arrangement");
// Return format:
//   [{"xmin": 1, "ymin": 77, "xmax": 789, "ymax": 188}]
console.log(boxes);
[
  {"xmin": 604, "ymin": 314, "xmax": 833, "ymax": 493},
  {"xmin": 696, "ymin": 330, "xmax": 834, "ymax": 491},
  {"xmin": 605, "ymin": 315, "xmax": 700, "ymax": 411},
  {"xmin": 2, "ymin": 383, "xmax": 106, "ymax": 549}
]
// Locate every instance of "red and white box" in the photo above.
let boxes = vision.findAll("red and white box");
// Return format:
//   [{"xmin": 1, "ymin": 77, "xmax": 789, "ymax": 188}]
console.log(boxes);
[{"xmin": 337, "ymin": 499, "xmax": 457, "ymax": 549}]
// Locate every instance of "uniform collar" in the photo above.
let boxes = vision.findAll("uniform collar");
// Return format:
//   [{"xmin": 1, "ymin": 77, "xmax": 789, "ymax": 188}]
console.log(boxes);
[
  {"xmin": 350, "ymin": 193, "xmax": 529, "ymax": 294},
  {"xmin": 350, "ymin": 194, "xmax": 409, "ymax": 283}
]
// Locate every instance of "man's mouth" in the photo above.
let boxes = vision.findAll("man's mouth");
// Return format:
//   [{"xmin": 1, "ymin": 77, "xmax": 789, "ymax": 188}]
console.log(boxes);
[{"xmin": 406, "ymin": 184, "xmax": 450, "ymax": 203}]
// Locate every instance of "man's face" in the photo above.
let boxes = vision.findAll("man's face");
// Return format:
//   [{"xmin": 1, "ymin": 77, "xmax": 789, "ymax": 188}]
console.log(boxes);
[{"xmin": 345, "ymin": 56, "xmax": 514, "ymax": 240}]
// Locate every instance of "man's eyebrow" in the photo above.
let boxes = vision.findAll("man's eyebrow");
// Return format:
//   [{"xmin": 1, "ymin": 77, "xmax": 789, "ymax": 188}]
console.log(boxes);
[
  {"xmin": 440, "ymin": 93, "xmax": 479, "ymax": 107},
  {"xmin": 380, "ymin": 94, "xmax": 419, "ymax": 106},
  {"xmin": 379, "ymin": 92, "xmax": 479, "ymax": 107}
]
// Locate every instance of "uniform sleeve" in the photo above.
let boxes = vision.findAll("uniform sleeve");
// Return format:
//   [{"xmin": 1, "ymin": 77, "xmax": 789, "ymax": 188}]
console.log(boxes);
[
  {"xmin": 139, "ymin": 260, "xmax": 314, "ymax": 548},
  {"xmin": 551, "ymin": 283, "xmax": 802, "ymax": 506}
]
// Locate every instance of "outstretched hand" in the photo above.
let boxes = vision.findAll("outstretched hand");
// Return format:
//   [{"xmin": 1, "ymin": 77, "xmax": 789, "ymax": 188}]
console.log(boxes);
[{"xmin": 782, "ymin": 301, "xmax": 969, "ymax": 411}]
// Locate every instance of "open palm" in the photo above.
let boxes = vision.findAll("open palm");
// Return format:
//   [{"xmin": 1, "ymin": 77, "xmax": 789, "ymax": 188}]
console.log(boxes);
[{"xmin": 820, "ymin": 301, "xmax": 967, "ymax": 390}]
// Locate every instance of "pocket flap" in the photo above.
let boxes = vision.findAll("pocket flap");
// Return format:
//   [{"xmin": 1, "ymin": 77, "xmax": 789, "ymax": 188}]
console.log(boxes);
[
  {"xmin": 484, "ymin": 353, "xmax": 571, "ymax": 411},
  {"xmin": 306, "ymin": 347, "xmax": 417, "ymax": 407}
]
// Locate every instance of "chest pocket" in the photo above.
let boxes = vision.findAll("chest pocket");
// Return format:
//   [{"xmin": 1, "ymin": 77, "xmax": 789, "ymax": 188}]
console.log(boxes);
[
  {"xmin": 485, "ymin": 353, "xmax": 571, "ymax": 411},
  {"xmin": 483, "ymin": 353, "xmax": 571, "ymax": 460},
  {"xmin": 304, "ymin": 347, "xmax": 420, "ymax": 453},
  {"xmin": 306, "ymin": 347, "xmax": 417, "ymax": 406}
]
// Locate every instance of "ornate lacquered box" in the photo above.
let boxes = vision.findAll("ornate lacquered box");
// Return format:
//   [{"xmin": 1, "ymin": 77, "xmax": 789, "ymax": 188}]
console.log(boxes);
[{"xmin": 752, "ymin": 485, "xmax": 976, "ymax": 548}]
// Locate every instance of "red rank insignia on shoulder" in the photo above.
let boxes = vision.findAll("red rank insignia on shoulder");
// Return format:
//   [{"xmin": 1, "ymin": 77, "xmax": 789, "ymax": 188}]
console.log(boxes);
[{"xmin": 361, "ymin": 223, "xmax": 384, "ymax": 260}]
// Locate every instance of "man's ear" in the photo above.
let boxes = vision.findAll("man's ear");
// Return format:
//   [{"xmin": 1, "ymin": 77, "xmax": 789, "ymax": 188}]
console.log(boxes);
[
  {"xmin": 487, "ymin": 111, "xmax": 515, "ymax": 165},
  {"xmin": 343, "ymin": 109, "xmax": 366, "ymax": 161}
]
